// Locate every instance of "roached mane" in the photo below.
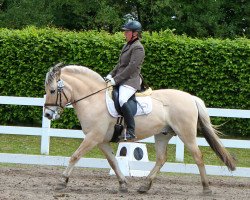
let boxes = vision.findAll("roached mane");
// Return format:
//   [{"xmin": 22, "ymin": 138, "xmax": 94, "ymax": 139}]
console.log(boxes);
[
  {"xmin": 45, "ymin": 63, "xmax": 63, "ymax": 87},
  {"xmin": 62, "ymin": 65, "xmax": 104, "ymax": 82},
  {"xmin": 45, "ymin": 63, "xmax": 104, "ymax": 87}
]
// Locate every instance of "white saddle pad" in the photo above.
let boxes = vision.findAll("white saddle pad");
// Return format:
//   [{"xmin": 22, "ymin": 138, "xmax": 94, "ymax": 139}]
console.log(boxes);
[{"xmin": 105, "ymin": 90, "xmax": 152, "ymax": 118}]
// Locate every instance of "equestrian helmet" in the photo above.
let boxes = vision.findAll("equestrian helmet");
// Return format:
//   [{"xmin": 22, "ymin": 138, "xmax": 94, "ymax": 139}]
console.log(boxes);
[{"xmin": 122, "ymin": 20, "xmax": 142, "ymax": 32}]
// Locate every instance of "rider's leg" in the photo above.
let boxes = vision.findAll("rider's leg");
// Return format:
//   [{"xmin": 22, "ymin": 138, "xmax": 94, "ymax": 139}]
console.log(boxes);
[
  {"xmin": 121, "ymin": 102, "xmax": 136, "ymax": 139},
  {"xmin": 119, "ymin": 85, "xmax": 137, "ymax": 140}
]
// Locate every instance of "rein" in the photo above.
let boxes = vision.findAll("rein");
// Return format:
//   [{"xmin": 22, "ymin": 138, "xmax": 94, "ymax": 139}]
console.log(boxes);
[
  {"xmin": 66, "ymin": 85, "xmax": 112, "ymax": 107},
  {"xmin": 45, "ymin": 91, "xmax": 68, "ymax": 108},
  {"xmin": 45, "ymin": 77, "xmax": 112, "ymax": 110}
]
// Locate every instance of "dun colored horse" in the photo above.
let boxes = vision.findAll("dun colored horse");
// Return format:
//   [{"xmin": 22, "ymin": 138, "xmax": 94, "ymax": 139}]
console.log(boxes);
[{"xmin": 44, "ymin": 63, "xmax": 236, "ymax": 194}]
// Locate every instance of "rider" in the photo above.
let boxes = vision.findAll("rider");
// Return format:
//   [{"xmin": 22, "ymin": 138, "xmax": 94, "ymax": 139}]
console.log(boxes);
[{"xmin": 106, "ymin": 19, "xmax": 145, "ymax": 140}]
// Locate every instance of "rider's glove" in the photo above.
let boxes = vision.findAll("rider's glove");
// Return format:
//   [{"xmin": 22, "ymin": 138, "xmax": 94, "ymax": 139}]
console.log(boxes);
[
  {"xmin": 106, "ymin": 74, "xmax": 112, "ymax": 80},
  {"xmin": 105, "ymin": 75, "xmax": 116, "ymax": 85}
]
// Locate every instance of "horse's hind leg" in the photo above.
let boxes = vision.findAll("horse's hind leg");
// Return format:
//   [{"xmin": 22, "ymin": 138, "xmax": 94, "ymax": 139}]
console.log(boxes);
[
  {"xmin": 178, "ymin": 128, "xmax": 211, "ymax": 195},
  {"xmin": 138, "ymin": 132, "xmax": 173, "ymax": 193},
  {"xmin": 184, "ymin": 140, "xmax": 211, "ymax": 194},
  {"xmin": 98, "ymin": 143, "xmax": 128, "ymax": 192}
]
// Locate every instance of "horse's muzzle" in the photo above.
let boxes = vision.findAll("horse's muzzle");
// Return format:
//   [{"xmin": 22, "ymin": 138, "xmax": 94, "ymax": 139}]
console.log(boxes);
[
  {"xmin": 44, "ymin": 112, "xmax": 53, "ymax": 120},
  {"xmin": 44, "ymin": 107, "xmax": 61, "ymax": 120}
]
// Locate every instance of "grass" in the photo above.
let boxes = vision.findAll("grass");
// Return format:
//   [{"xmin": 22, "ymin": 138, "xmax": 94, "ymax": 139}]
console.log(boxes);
[{"xmin": 0, "ymin": 134, "xmax": 249, "ymax": 168}]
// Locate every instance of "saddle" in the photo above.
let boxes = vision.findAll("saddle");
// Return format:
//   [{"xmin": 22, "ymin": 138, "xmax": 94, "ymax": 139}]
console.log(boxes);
[
  {"xmin": 112, "ymin": 86, "xmax": 137, "ymax": 116},
  {"xmin": 109, "ymin": 85, "xmax": 152, "ymax": 142}
]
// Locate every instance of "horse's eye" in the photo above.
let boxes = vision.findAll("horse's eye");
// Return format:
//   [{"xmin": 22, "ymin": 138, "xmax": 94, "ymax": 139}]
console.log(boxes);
[{"xmin": 50, "ymin": 90, "xmax": 56, "ymax": 94}]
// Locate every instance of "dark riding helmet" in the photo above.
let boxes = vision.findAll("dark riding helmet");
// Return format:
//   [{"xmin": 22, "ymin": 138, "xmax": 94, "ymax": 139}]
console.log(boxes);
[{"xmin": 121, "ymin": 20, "xmax": 142, "ymax": 32}]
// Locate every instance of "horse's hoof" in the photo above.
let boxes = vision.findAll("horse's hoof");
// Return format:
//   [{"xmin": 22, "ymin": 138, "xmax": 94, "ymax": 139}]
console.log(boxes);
[
  {"xmin": 137, "ymin": 186, "xmax": 149, "ymax": 194},
  {"xmin": 119, "ymin": 181, "xmax": 128, "ymax": 193},
  {"xmin": 55, "ymin": 182, "xmax": 67, "ymax": 191},
  {"xmin": 138, "ymin": 180, "xmax": 152, "ymax": 193},
  {"xmin": 119, "ymin": 187, "xmax": 128, "ymax": 193},
  {"xmin": 203, "ymin": 188, "xmax": 212, "ymax": 195}
]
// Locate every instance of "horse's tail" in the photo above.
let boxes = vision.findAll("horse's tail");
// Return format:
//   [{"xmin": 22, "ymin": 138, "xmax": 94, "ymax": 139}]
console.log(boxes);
[{"xmin": 193, "ymin": 96, "xmax": 236, "ymax": 171}]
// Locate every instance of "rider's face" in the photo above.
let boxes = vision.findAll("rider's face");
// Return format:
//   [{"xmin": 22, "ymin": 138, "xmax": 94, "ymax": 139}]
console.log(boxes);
[{"xmin": 124, "ymin": 31, "xmax": 133, "ymax": 42}]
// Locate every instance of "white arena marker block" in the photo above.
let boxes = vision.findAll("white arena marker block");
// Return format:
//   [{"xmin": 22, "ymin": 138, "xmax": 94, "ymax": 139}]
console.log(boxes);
[
  {"xmin": 110, "ymin": 142, "xmax": 150, "ymax": 177},
  {"xmin": 110, "ymin": 157, "xmax": 130, "ymax": 176}
]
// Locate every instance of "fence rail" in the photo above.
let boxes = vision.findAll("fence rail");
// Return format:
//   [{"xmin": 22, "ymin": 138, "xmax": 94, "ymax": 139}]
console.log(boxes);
[{"xmin": 0, "ymin": 95, "xmax": 249, "ymax": 177}]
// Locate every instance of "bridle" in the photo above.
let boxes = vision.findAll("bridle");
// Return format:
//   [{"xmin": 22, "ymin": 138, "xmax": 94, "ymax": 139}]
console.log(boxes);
[
  {"xmin": 44, "ymin": 79, "xmax": 69, "ymax": 109},
  {"xmin": 44, "ymin": 78, "xmax": 112, "ymax": 112}
]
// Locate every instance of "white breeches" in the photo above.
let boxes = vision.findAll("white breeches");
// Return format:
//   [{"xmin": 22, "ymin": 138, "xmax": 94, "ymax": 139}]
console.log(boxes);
[{"xmin": 119, "ymin": 85, "xmax": 137, "ymax": 107}]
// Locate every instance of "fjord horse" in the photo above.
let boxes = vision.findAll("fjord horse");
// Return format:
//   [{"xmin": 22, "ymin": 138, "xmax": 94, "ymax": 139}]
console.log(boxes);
[{"xmin": 44, "ymin": 63, "xmax": 236, "ymax": 194}]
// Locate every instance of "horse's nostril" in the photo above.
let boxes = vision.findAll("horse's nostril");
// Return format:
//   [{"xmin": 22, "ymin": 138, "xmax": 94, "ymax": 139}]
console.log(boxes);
[{"xmin": 45, "ymin": 113, "xmax": 51, "ymax": 119}]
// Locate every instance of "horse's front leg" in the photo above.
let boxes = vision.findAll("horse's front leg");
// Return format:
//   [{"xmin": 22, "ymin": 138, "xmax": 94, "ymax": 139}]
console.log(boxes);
[
  {"xmin": 98, "ymin": 142, "xmax": 128, "ymax": 192},
  {"xmin": 56, "ymin": 135, "xmax": 99, "ymax": 190}
]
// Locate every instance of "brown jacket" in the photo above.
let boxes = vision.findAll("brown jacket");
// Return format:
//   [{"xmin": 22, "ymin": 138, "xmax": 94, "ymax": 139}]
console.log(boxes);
[{"xmin": 110, "ymin": 38, "xmax": 145, "ymax": 90}]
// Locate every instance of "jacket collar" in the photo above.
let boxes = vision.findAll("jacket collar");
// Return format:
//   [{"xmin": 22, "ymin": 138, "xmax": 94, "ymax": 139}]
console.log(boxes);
[
  {"xmin": 122, "ymin": 38, "xmax": 139, "ymax": 53},
  {"xmin": 127, "ymin": 37, "xmax": 139, "ymax": 45}
]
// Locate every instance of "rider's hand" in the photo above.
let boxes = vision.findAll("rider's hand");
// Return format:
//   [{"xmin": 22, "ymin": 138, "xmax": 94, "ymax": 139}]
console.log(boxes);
[
  {"xmin": 106, "ymin": 74, "xmax": 112, "ymax": 80},
  {"xmin": 105, "ymin": 75, "xmax": 116, "ymax": 85}
]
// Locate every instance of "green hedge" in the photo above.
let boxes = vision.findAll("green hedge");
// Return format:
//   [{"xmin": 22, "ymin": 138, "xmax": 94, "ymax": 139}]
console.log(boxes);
[{"xmin": 0, "ymin": 27, "xmax": 249, "ymax": 137}]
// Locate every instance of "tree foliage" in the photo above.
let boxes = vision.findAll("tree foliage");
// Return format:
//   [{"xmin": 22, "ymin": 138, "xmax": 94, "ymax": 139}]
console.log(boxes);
[{"xmin": 0, "ymin": 0, "xmax": 249, "ymax": 38}]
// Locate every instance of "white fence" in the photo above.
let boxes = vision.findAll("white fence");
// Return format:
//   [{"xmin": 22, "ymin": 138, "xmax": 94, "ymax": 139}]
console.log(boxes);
[{"xmin": 0, "ymin": 95, "xmax": 250, "ymax": 177}]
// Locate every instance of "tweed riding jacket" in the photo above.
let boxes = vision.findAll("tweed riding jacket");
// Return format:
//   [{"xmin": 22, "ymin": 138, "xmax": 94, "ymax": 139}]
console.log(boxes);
[{"xmin": 110, "ymin": 38, "xmax": 145, "ymax": 90}]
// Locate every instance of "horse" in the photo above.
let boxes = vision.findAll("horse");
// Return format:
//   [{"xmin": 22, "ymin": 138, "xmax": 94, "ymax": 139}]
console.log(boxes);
[{"xmin": 44, "ymin": 63, "xmax": 236, "ymax": 194}]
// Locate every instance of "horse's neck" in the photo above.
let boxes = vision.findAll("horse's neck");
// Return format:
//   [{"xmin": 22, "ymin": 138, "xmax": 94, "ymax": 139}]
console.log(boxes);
[
  {"xmin": 63, "ymin": 73, "xmax": 105, "ymax": 103},
  {"xmin": 64, "ymin": 74, "xmax": 107, "ymax": 132}
]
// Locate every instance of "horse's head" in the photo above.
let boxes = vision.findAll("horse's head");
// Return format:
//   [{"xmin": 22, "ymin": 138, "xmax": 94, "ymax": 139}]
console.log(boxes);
[{"xmin": 44, "ymin": 63, "xmax": 70, "ymax": 120}]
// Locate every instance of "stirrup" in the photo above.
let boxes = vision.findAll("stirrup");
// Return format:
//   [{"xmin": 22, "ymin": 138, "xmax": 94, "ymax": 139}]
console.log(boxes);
[{"xmin": 123, "ymin": 132, "xmax": 136, "ymax": 141}]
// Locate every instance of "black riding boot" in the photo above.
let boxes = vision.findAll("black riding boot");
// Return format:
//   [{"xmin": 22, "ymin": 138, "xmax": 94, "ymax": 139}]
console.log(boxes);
[{"xmin": 121, "ymin": 102, "xmax": 136, "ymax": 140}]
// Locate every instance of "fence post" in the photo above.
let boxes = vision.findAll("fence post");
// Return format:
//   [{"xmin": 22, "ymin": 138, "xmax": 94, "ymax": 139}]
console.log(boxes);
[
  {"xmin": 175, "ymin": 137, "xmax": 184, "ymax": 162},
  {"xmin": 41, "ymin": 95, "xmax": 51, "ymax": 155}
]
